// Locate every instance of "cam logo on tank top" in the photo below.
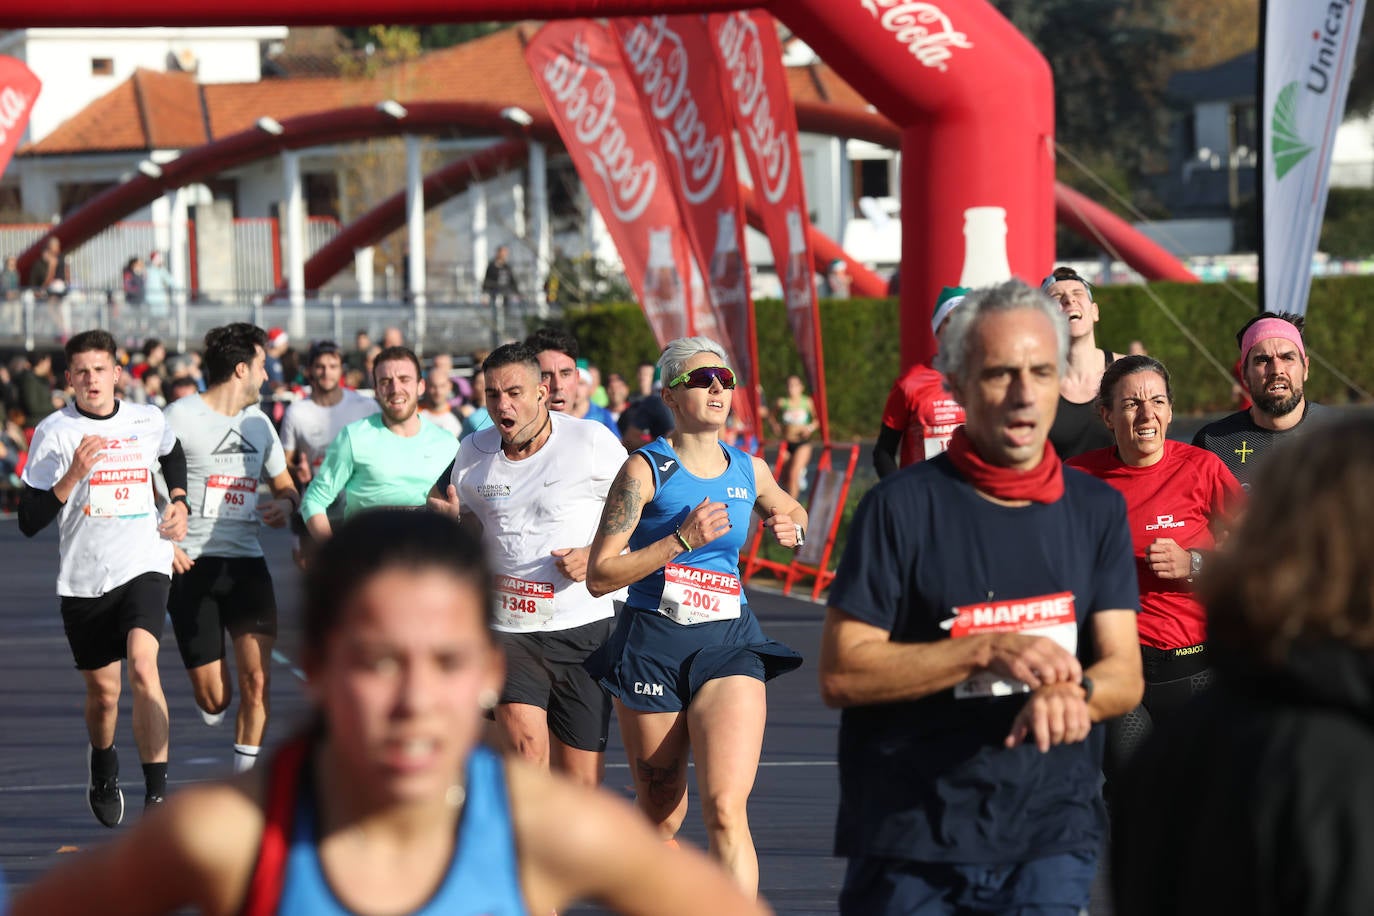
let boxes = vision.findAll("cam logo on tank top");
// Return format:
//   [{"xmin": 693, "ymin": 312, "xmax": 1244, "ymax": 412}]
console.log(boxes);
[{"xmin": 944, "ymin": 591, "xmax": 1077, "ymax": 699}]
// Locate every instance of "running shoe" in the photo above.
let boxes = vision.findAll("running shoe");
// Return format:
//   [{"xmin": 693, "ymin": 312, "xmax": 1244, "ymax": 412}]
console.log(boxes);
[
  {"xmin": 86, "ymin": 746, "xmax": 124, "ymax": 828},
  {"xmin": 199, "ymin": 707, "xmax": 226, "ymax": 727},
  {"xmin": 144, "ymin": 793, "xmax": 165, "ymax": 812}
]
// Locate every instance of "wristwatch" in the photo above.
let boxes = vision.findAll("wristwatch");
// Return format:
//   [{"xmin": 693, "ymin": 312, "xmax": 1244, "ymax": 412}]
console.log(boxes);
[
  {"xmin": 170, "ymin": 494, "xmax": 189, "ymax": 509},
  {"xmin": 793, "ymin": 523, "xmax": 806, "ymax": 550},
  {"xmin": 1079, "ymin": 675, "xmax": 1094, "ymax": 704},
  {"xmin": 1188, "ymin": 549, "xmax": 1203, "ymax": 580}
]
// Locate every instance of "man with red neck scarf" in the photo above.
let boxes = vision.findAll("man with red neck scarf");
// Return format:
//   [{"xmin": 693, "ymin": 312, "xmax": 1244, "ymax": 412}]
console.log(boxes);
[{"xmin": 820, "ymin": 279, "xmax": 1144, "ymax": 916}]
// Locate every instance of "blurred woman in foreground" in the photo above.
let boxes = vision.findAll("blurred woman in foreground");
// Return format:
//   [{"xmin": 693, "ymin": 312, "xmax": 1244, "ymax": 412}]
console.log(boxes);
[
  {"xmin": 1112, "ymin": 415, "xmax": 1374, "ymax": 915},
  {"xmin": 14, "ymin": 510, "xmax": 770, "ymax": 916}
]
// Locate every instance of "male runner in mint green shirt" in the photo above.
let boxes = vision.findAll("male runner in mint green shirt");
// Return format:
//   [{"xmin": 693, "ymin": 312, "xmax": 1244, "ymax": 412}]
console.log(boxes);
[{"xmin": 302, "ymin": 347, "xmax": 457, "ymax": 539}]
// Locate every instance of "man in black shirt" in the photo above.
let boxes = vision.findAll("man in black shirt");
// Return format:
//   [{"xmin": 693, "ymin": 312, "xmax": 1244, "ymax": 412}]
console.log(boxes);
[{"xmin": 1191, "ymin": 312, "xmax": 1328, "ymax": 490}]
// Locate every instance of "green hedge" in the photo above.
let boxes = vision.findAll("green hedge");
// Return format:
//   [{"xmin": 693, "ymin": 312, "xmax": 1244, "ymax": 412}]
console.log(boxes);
[{"xmin": 560, "ymin": 275, "xmax": 1374, "ymax": 439}]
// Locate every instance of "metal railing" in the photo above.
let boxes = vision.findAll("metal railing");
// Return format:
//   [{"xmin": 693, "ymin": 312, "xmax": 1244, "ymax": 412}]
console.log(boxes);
[{"xmin": 0, "ymin": 289, "xmax": 550, "ymax": 356}]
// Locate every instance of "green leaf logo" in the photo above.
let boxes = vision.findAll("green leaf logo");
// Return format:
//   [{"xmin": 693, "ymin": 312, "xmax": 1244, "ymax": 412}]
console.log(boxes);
[{"xmin": 1272, "ymin": 81, "xmax": 1314, "ymax": 179}]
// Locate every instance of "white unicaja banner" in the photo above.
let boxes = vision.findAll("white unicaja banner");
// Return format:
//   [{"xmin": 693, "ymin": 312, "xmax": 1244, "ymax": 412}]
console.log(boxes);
[{"xmin": 1262, "ymin": 0, "xmax": 1366, "ymax": 316}]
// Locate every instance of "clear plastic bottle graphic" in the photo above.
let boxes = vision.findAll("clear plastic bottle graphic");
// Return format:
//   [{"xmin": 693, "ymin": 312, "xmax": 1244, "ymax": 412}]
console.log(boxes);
[
  {"xmin": 956, "ymin": 206, "xmax": 1013, "ymax": 288},
  {"xmin": 709, "ymin": 209, "xmax": 745, "ymax": 307},
  {"xmin": 645, "ymin": 226, "xmax": 685, "ymax": 331},
  {"xmin": 784, "ymin": 207, "xmax": 812, "ymax": 312}
]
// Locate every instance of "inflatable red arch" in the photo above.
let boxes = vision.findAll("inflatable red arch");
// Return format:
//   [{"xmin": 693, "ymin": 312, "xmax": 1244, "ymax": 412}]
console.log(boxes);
[{"xmin": 6, "ymin": 0, "xmax": 1080, "ymax": 367}]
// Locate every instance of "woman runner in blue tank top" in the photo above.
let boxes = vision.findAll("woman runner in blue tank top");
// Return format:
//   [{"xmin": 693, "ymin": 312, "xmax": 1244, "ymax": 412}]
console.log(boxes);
[
  {"xmin": 13, "ymin": 511, "xmax": 767, "ymax": 916},
  {"xmin": 588, "ymin": 336, "xmax": 807, "ymax": 898}
]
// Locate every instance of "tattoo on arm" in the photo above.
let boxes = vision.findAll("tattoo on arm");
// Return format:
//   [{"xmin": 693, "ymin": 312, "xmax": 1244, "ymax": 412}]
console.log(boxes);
[
  {"xmin": 600, "ymin": 468, "xmax": 643, "ymax": 536},
  {"xmin": 635, "ymin": 756, "xmax": 686, "ymax": 812}
]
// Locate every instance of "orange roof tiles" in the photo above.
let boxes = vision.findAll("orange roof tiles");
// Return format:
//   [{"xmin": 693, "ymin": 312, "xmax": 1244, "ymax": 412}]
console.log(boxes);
[{"xmin": 23, "ymin": 26, "xmax": 872, "ymax": 158}]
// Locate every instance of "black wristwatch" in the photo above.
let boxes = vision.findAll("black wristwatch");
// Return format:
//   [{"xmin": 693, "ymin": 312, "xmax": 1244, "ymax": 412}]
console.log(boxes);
[{"xmin": 170, "ymin": 494, "xmax": 189, "ymax": 509}]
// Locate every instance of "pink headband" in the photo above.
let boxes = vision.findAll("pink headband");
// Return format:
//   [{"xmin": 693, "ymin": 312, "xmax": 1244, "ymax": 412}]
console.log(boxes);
[{"xmin": 1240, "ymin": 318, "xmax": 1305, "ymax": 362}]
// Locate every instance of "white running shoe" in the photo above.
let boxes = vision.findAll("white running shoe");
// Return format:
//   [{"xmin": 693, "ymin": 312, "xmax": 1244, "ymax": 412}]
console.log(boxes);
[{"xmin": 199, "ymin": 708, "xmax": 226, "ymax": 727}]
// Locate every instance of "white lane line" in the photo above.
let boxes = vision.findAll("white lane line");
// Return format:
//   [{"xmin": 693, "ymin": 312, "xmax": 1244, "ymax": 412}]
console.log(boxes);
[{"xmin": 271, "ymin": 648, "xmax": 306, "ymax": 681}]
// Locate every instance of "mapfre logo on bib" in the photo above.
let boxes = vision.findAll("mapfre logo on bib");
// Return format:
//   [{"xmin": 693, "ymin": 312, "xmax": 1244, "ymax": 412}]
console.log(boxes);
[{"xmin": 946, "ymin": 591, "xmax": 1078, "ymax": 699}]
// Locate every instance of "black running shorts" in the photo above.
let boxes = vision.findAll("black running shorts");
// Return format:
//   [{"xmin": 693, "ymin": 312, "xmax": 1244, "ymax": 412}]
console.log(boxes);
[
  {"xmin": 494, "ymin": 617, "xmax": 613, "ymax": 753},
  {"xmin": 168, "ymin": 555, "xmax": 278, "ymax": 669},
  {"xmin": 60, "ymin": 572, "xmax": 170, "ymax": 671}
]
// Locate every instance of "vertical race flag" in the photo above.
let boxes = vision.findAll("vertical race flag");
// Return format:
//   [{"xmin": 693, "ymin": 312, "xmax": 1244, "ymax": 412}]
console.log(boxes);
[
  {"xmin": 1261, "ymin": 0, "xmax": 1367, "ymax": 316},
  {"xmin": 710, "ymin": 10, "xmax": 829, "ymax": 441},
  {"xmin": 613, "ymin": 15, "xmax": 760, "ymax": 435},
  {"xmin": 0, "ymin": 56, "xmax": 41, "ymax": 178},
  {"xmin": 526, "ymin": 20, "xmax": 696, "ymax": 346}
]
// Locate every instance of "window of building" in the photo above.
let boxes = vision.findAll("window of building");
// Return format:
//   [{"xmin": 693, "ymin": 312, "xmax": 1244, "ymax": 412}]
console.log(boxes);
[
  {"xmin": 857, "ymin": 158, "xmax": 893, "ymax": 199},
  {"xmin": 303, "ymin": 172, "xmax": 340, "ymax": 220},
  {"xmin": 91, "ymin": 58, "xmax": 114, "ymax": 76},
  {"xmin": 58, "ymin": 181, "xmax": 116, "ymax": 216}
]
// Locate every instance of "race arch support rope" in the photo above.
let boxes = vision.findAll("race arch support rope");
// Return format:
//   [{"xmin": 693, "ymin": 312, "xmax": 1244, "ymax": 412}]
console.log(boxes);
[{"xmin": 6, "ymin": 0, "xmax": 1054, "ymax": 373}]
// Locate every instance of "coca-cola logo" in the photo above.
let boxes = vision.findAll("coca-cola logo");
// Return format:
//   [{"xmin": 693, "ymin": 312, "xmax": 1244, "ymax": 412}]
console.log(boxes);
[
  {"xmin": 860, "ymin": 1, "xmax": 973, "ymax": 72},
  {"xmin": 620, "ymin": 18, "xmax": 727, "ymax": 206},
  {"xmin": 542, "ymin": 34, "xmax": 657, "ymax": 223},
  {"xmin": 0, "ymin": 86, "xmax": 33, "ymax": 148},
  {"xmin": 715, "ymin": 14, "xmax": 791, "ymax": 205}
]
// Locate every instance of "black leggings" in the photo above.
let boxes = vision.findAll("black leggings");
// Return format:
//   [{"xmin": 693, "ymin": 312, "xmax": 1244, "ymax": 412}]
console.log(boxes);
[{"xmin": 1106, "ymin": 644, "xmax": 1213, "ymax": 779}]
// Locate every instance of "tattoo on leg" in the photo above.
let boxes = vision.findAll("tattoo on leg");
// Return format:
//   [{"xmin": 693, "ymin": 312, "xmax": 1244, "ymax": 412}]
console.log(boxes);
[
  {"xmin": 600, "ymin": 469, "xmax": 642, "ymax": 536},
  {"xmin": 636, "ymin": 756, "xmax": 685, "ymax": 810}
]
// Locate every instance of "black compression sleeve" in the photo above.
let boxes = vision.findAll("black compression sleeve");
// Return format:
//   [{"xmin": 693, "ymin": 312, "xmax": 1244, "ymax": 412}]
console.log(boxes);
[
  {"xmin": 874, "ymin": 424, "xmax": 903, "ymax": 479},
  {"xmin": 434, "ymin": 460, "xmax": 456, "ymax": 495},
  {"xmin": 158, "ymin": 440, "xmax": 188, "ymax": 493},
  {"xmin": 19, "ymin": 485, "xmax": 63, "ymax": 537}
]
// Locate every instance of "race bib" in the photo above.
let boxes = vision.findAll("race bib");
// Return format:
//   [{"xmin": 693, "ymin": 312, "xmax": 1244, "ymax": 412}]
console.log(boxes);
[
  {"xmin": 203, "ymin": 475, "xmax": 258, "ymax": 521},
  {"xmin": 947, "ymin": 591, "xmax": 1078, "ymax": 699},
  {"xmin": 923, "ymin": 431, "xmax": 954, "ymax": 459},
  {"xmin": 87, "ymin": 468, "xmax": 151, "ymax": 519},
  {"xmin": 493, "ymin": 576, "xmax": 556, "ymax": 629},
  {"xmin": 659, "ymin": 564, "xmax": 742, "ymax": 625}
]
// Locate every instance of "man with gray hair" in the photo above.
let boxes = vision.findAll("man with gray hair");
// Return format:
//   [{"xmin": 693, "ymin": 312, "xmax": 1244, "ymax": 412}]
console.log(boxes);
[{"xmin": 821, "ymin": 279, "xmax": 1144, "ymax": 914}]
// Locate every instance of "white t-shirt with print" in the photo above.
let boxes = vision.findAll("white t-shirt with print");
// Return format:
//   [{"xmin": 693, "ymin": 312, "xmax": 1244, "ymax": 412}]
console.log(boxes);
[
  {"xmin": 452, "ymin": 411, "xmax": 625, "ymax": 633},
  {"xmin": 164, "ymin": 394, "xmax": 288, "ymax": 560},
  {"xmin": 23, "ymin": 401, "xmax": 177, "ymax": 597}
]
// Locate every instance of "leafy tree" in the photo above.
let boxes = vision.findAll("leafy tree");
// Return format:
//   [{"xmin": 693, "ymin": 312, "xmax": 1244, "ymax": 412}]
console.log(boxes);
[
  {"xmin": 338, "ymin": 23, "xmax": 505, "ymax": 52},
  {"xmin": 991, "ymin": 0, "xmax": 1180, "ymax": 193}
]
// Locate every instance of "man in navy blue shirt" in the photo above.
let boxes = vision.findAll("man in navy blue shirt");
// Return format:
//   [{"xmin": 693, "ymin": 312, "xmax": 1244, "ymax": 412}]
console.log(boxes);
[{"xmin": 821, "ymin": 278, "xmax": 1143, "ymax": 916}]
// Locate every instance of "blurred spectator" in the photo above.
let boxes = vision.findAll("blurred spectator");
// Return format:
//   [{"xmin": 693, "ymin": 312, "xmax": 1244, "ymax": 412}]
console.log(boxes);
[
  {"xmin": 458, "ymin": 368, "xmax": 492, "ymax": 439},
  {"xmin": 16, "ymin": 352, "xmax": 59, "ymax": 429},
  {"xmin": 606, "ymin": 372, "xmax": 631, "ymax": 424},
  {"xmin": 28, "ymin": 237, "xmax": 70, "ymax": 339},
  {"xmin": 122, "ymin": 256, "xmax": 145, "ymax": 307},
  {"xmin": 2, "ymin": 254, "xmax": 20, "ymax": 300},
  {"xmin": 130, "ymin": 338, "xmax": 165, "ymax": 382},
  {"xmin": 482, "ymin": 245, "xmax": 522, "ymax": 314},
  {"xmin": 382, "ymin": 326, "xmax": 405, "ymax": 349},
  {"xmin": 420, "ymin": 366, "xmax": 462, "ymax": 437},
  {"xmin": 144, "ymin": 250, "xmax": 172, "ymax": 319},
  {"xmin": 345, "ymin": 329, "xmax": 372, "ymax": 374},
  {"xmin": 825, "ymin": 259, "xmax": 852, "ymax": 299},
  {"xmin": 167, "ymin": 376, "xmax": 200, "ymax": 402}
]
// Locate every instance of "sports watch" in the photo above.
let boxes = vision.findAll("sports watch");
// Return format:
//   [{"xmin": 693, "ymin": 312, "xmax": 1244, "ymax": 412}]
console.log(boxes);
[
  {"xmin": 792, "ymin": 523, "xmax": 806, "ymax": 550},
  {"xmin": 1188, "ymin": 549, "xmax": 1203, "ymax": 579}
]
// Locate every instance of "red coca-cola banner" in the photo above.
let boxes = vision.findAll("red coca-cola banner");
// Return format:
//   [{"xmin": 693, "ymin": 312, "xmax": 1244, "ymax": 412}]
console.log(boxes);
[
  {"xmin": 525, "ymin": 20, "xmax": 695, "ymax": 347},
  {"xmin": 0, "ymin": 57, "xmax": 41, "ymax": 179},
  {"xmin": 709, "ymin": 10, "xmax": 829, "ymax": 441},
  {"xmin": 613, "ymin": 14, "xmax": 759, "ymax": 436}
]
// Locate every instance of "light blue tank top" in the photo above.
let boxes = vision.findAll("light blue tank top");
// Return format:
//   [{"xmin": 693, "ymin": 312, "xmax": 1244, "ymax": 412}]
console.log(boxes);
[
  {"xmin": 276, "ymin": 747, "xmax": 528, "ymax": 916},
  {"xmin": 626, "ymin": 438, "xmax": 757, "ymax": 612}
]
